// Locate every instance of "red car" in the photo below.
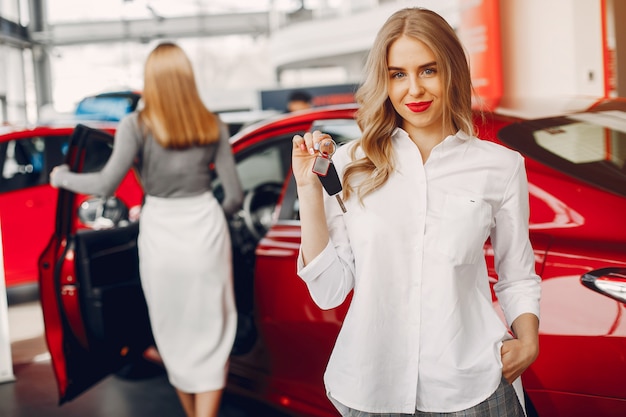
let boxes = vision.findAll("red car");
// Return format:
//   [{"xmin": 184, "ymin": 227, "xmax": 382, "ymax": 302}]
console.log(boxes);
[
  {"xmin": 0, "ymin": 122, "xmax": 123, "ymax": 289},
  {"xmin": 0, "ymin": 105, "xmax": 265, "ymax": 290},
  {"xmin": 39, "ymin": 100, "xmax": 626, "ymax": 416}
]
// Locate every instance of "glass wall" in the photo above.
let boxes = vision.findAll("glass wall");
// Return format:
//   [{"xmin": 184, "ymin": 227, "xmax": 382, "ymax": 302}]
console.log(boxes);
[
  {"xmin": 0, "ymin": 0, "xmax": 20, "ymax": 22},
  {"xmin": 0, "ymin": 0, "xmax": 31, "ymax": 123},
  {"xmin": 2, "ymin": 0, "xmax": 429, "ymax": 122},
  {"xmin": 0, "ymin": 46, "xmax": 28, "ymax": 123}
]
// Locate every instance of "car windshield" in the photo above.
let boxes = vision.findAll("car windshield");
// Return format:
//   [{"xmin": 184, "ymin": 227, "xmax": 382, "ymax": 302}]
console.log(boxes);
[{"xmin": 498, "ymin": 110, "xmax": 626, "ymax": 197}]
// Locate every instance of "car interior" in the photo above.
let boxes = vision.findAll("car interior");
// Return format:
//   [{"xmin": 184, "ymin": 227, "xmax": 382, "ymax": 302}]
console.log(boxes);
[{"xmin": 0, "ymin": 135, "xmax": 68, "ymax": 193}]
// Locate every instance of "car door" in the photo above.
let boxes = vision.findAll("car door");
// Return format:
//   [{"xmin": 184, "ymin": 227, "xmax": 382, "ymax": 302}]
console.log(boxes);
[
  {"xmin": 250, "ymin": 118, "xmax": 361, "ymax": 416},
  {"xmin": 0, "ymin": 131, "xmax": 69, "ymax": 288},
  {"xmin": 39, "ymin": 124, "xmax": 146, "ymax": 404}
]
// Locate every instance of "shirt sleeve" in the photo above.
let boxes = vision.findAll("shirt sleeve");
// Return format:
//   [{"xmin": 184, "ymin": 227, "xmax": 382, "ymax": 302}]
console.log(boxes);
[
  {"xmin": 50, "ymin": 114, "xmax": 142, "ymax": 196},
  {"xmin": 491, "ymin": 153, "xmax": 541, "ymax": 327},
  {"xmin": 213, "ymin": 120, "xmax": 243, "ymax": 217},
  {"xmin": 297, "ymin": 148, "xmax": 356, "ymax": 310}
]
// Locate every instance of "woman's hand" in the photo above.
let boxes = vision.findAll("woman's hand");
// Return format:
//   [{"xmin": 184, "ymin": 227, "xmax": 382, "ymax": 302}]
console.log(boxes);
[
  {"xmin": 49, "ymin": 164, "xmax": 69, "ymax": 188},
  {"xmin": 291, "ymin": 130, "xmax": 332, "ymax": 190},
  {"xmin": 501, "ymin": 338, "xmax": 539, "ymax": 383},
  {"xmin": 292, "ymin": 131, "xmax": 335, "ymax": 265},
  {"xmin": 501, "ymin": 313, "xmax": 540, "ymax": 383}
]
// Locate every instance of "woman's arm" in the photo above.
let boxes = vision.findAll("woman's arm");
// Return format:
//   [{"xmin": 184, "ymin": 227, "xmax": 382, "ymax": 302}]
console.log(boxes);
[
  {"xmin": 492, "ymin": 154, "xmax": 541, "ymax": 323},
  {"xmin": 50, "ymin": 115, "xmax": 142, "ymax": 196},
  {"xmin": 491, "ymin": 153, "xmax": 541, "ymax": 381},
  {"xmin": 292, "ymin": 131, "xmax": 355, "ymax": 309},
  {"xmin": 214, "ymin": 121, "xmax": 243, "ymax": 217},
  {"xmin": 292, "ymin": 131, "xmax": 331, "ymax": 264}
]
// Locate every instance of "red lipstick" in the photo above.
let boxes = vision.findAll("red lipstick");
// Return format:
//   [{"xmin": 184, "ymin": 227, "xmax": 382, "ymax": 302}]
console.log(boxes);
[{"xmin": 406, "ymin": 101, "xmax": 432, "ymax": 113}]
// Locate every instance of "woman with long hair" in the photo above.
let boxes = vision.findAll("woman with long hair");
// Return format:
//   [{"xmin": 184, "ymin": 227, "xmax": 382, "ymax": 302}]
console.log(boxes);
[
  {"xmin": 292, "ymin": 8, "xmax": 540, "ymax": 417},
  {"xmin": 51, "ymin": 42, "xmax": 243, "ymax": 417}
]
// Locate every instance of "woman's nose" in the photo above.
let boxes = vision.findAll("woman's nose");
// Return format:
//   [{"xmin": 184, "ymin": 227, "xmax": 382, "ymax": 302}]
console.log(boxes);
[{"xmin": 408, "ymin": 77, "xmax": 425, "ymax": 96}]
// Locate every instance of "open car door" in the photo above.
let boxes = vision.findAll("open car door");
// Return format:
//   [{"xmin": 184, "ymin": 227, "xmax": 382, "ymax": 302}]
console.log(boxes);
[{"xmin": 38, "ymin": 124, "xmax": 147, "ymax": 404}]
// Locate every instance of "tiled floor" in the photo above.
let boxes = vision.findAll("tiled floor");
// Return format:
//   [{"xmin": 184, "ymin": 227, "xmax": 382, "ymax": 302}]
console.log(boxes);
[{"xmin": 0, "ymin": 286, "xmax": 288, "ymax": 417}]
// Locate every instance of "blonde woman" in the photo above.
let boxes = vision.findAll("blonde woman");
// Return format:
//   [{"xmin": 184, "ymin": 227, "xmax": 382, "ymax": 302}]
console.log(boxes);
[
  {"xmin": 292, "ymin": 8, "xmax": 540, "ymax": 417},
  {"xmin": 51, "ymin": 42, "xmax": 243, "ymax": 417}
]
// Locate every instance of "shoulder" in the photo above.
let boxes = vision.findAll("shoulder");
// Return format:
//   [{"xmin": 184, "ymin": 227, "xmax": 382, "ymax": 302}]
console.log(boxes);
[
  {"xmin": 216, "ymin": 115, "xmax": 229, "ymax": 137},
  {"xmin": 466, "ymin": 137, "xmax": 526, "ymax": 190},
  {"xmin": 115, "ymin": 112, "xmax": 144, "ymax": 147},
  {"xmin": 121, "ymin": 111, "xmax": 140, "ymax": 126},
  {"xmin": 466, "ymin": 134, "xmax": 523, "ymax": 166},
  {"xmin": 117, "ymin": 112, "xmax": 141, "ymax": 135}
]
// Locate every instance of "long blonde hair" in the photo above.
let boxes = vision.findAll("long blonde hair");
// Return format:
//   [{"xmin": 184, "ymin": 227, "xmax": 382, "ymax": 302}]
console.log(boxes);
[
  {"xmin": 139, "ymin": 42, "xmax": 219, "ymax": 148},
  {"xmin": 344, "ymin": 8, "xmax": 475, "ymax": 201}
]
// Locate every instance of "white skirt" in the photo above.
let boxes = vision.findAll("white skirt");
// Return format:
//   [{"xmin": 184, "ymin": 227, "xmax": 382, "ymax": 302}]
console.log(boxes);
[{"xmin": 138, "ymin": 192, "xmax": 237, "ymax": 393}]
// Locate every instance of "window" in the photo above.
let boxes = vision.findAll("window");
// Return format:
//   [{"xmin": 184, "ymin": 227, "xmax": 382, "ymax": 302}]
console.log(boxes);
[
  {"xmin": 212, "ymin": 134, "xmax": 293, "ymax": 204},
  {"xmin": 82, "ymin": 135, "xmax": 114, "ymax": 173},
  {"xmin": 0, "ymin": 135, "xmax": 69, "ymax": 193},
  {"xmin": 498, "ymin": 110, "xmax": 626, "ymax": 198},
  {"xmin": 236, "ymin": 141, "xmax": 290, "ymax": 192}
]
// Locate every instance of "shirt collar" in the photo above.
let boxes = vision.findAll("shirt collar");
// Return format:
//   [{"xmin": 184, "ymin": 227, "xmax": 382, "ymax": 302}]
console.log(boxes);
[{"xmin": 391, "ymin": 127, "xmax": 472, "ymax": 142}]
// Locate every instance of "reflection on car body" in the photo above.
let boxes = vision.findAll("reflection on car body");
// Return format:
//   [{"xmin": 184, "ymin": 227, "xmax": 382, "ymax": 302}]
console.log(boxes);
[{"xmin": 39, "ymin": 101, "xmax": 626, "ymax": 416}]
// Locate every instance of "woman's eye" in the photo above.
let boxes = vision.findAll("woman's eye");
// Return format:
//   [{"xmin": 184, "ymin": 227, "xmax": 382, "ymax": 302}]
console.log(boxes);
[
  {"xmin": 391, "ymin": 72, "xmax": 406, "ymax": 79},
  {"xmin": 421, "ymin": 68, "xmax": 437, "ymax": 77}
]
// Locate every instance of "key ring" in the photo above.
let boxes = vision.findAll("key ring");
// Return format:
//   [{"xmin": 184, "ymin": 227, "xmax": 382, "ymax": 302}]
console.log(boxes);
[{"xmin": 314, "ymin": 137, "xmax": 337, "ymax": 158}]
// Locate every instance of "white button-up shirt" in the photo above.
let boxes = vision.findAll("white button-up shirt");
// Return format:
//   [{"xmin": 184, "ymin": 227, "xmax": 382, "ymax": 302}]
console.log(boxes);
[{"xmin": 298, "ymin": 128, "xmax": 541, "ymax": 415}]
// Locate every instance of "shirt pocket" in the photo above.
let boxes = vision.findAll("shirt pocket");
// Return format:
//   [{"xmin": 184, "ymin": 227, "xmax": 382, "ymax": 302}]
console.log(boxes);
[{"xmin": 437, "ymin": 194, "xmax": 493, "ymax": 265}]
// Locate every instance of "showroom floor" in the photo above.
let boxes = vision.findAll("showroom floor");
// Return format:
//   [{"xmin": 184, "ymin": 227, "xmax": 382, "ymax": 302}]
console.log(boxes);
[{"xmin": 0, "ymin": 286, "xmax": 289, "ymax": 417}]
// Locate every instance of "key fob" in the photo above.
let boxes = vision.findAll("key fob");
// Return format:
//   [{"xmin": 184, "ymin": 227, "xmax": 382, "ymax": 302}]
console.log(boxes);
[
  {"xmin": 312, "ymin": 155, "xmax": 331, "ymax": 176},
  {"xmin": 317, "ymin": 161, "xmax": 342, "ymax": 196}
]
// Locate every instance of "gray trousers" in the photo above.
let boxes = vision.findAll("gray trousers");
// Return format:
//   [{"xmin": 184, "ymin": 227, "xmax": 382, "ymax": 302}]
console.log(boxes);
[{"xmin": 346, "ymin": 377, "xmax": 525, "ymax": 417}]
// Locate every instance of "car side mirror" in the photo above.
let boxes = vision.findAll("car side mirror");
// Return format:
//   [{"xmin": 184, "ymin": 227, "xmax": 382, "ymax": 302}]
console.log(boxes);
[
  {"xmin": 77, "ymin": 196, "xmax": 130, "ymax": 229},
  {"xmin": 581, "ymin": 267, "xmax": 626, "ymax": 304}
]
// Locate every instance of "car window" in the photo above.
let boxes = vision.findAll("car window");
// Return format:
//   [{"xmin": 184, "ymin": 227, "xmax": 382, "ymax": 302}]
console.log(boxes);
[
  {"xmin": 0, "ymin": 135, "xmax": 69, "ymax": 193},
  {"xmin": 82, "ymin": 137, "xmax": 113, "ymax": 173},
  {"xmin": 279, "ymin": 118, "xmax": 361, "ymax": 221},
  {"xmin": 498, "ymin": 110, "xmax": 626, "ymax": 197},
  {"xmin": 212, "ymin": 135, "xmax": 293, "ymax": 203},
  {"xmin": 310, "ymin": 119, "xmax": 362, "ymax": 144},
  {"xmin": 237, "ymin": 142, "xmax": 289, "ymax": 191}
]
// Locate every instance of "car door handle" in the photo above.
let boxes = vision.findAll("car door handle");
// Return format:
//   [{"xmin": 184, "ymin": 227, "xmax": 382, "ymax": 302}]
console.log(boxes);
[{"xmin": 581, "ymin": 267, "xmax": 626, "ymax": 304}]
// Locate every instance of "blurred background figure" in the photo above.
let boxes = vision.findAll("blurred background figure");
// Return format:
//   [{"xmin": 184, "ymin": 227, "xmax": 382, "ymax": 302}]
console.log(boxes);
[{"xmin": 286, "ymin": 90, "xmax": 313, "ymax": 112}]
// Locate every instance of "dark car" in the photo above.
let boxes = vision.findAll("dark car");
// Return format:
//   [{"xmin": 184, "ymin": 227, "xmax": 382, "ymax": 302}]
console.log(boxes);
[{"xmin": 39, "ymin": 101, "xmax": 626, "ymax": 416}]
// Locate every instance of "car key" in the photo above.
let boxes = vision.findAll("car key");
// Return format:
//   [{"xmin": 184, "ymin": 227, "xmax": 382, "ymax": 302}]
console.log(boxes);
[{"xmin": 311, "ymin": 139, "xmax": 347, "ymax": 213}]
